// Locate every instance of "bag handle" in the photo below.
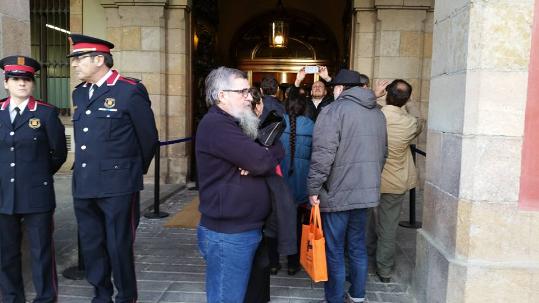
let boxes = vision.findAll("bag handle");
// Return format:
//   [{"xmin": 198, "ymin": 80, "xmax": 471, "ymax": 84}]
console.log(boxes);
[{"xmin": 309, "ymin": 204, "xmax": 324, "ymax": 236}]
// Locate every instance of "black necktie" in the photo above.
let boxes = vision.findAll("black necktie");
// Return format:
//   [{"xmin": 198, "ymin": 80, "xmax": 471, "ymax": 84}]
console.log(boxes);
[
  {"xmin": 89, "ymin": 84, "xmax": 97, "ymax": 99},
  {"xmin": 12, "ymin": 107, "xmax": 21, "ymax": 127}
]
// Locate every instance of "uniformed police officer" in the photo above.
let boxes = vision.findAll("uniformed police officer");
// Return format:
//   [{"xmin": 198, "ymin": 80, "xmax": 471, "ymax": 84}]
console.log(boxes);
[
  {"xmin": 0, "ymin": 56, "xmax": 67, "ymax": 303},
  {"xmin": 67, "ymin": 34, "xmax": 158, "ymax": 303}
]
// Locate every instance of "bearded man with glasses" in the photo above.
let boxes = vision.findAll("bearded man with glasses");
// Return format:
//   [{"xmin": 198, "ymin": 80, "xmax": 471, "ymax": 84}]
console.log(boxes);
[{"xmin": 196, "ymin": 66, "xmax": 284, "ymax": 302}]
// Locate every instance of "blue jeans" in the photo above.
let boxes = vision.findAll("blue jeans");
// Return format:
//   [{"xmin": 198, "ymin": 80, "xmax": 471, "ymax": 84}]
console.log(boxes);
[
  {"xmin": 197, "ymin": 225, "xmax": 262, "ymax": 303},
  {"xmin": 322, "ymin": 209, "xmax": 368, "ymax": 303}
]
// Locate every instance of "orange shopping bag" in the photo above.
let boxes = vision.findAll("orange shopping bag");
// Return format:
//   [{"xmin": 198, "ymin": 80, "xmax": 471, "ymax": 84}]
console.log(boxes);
[{"xmin": 300, "ymin": 204, "xmax": 328, "ymax": 282}]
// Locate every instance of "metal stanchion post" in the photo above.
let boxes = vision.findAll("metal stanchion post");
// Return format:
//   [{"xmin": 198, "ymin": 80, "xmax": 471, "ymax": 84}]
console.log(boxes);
[
  {"xmin": 62, "ymin": 232, "xmax": 86, "ymax": 280},
  {"xmin": 145, "ymin": 144, "xmax": 169, "ymax": 219},
  {"xmin": 399, "ymin": 144, "xmax": 422, "ymax": 229}
]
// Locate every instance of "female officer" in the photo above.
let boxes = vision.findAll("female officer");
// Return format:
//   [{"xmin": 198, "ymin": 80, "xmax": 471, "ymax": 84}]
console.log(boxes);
[{"xmin": 0, "ymin": 56, "xmax": 67, "ymax": 303}]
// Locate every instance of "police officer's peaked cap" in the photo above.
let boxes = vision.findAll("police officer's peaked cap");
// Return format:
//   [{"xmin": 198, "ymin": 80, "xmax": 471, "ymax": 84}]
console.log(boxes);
[
  {"xmin": 0, "ymin": 56, "xmax": 41, "ymax": 79},
  {"xmin": 67, "ymin": 34, "xmax": 115, "ymax": 58}
]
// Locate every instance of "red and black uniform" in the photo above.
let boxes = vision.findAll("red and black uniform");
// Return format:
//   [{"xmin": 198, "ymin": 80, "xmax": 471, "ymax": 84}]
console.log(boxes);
[
  {"xmin": 68, "ymin": 34, "xmax": 158, "ymax": 303},
  {"xmin": 0, "ymin": 56, "xmax": 67, "ymax": 303},
  {"xmin": 0, "ymin": 97, "xmax": 66, "ymax": 303}
]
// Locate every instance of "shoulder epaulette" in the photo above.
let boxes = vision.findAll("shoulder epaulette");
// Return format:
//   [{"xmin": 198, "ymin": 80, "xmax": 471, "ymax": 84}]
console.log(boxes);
[
  {"xmin": 35, "ymin": 100, "xmax": 55, "ymax": 108},
  {"xmin": 118, "ymin": 76, "xmax": 140, "ymax": 85}
]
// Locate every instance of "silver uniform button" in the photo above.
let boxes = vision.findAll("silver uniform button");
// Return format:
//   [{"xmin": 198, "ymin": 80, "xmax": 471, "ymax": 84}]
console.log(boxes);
[
  {"xmin": 81, "ymin": 163, "xmax": 87, "ymax": 168},
  {"xmin": 83, "ymin": 127, "xmax": 89, "ymax": 132},
  {"xmin": 10, "ymin": 178, "xmax": 14, "ymax": 183},
  {"xmin": 85, "ymin": 110, "xmax": 91, "ymax": 115},
  {"xmin": 81, "ymin": 145, "xmax": 87, "ymax": 150},
  {"xmin": 10, "ymin": 147, "xmax": 14, "ymax": 151},
  {"xmin": 43, "ymin": 181, "xmax": 48, "ymax": 185},
  {"xmin": 9, "ymin": 131, "xmax": 14, "ymax": 136},
  {"xmin": 10, "ymin": 163, "xmax": 15, "ymax": 167}
]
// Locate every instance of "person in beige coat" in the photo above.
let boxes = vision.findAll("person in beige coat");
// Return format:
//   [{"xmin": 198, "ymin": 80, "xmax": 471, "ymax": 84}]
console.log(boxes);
[{"xmin": 372, "ymin": 79, "xmax": 424, "ymax": 283}]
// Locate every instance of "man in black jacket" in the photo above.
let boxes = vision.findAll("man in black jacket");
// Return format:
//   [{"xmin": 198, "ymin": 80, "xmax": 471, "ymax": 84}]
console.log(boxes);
[
  {"xmin": 259, "ymin": 76, "xmax": 285, "ymax": 121},
  {"xmin": 196, "ymin": 67, "xmax": 284, "ymax": 303},
  {"xmin": 294, "ymin": 66, "xmax": 334, "ymax": 121}
]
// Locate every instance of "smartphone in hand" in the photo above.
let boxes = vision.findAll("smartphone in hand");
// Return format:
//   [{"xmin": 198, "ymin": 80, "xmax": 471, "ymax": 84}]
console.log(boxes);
[{"xmin": 304, "ymin": 66, "xmax": 319, "ymax": 74}]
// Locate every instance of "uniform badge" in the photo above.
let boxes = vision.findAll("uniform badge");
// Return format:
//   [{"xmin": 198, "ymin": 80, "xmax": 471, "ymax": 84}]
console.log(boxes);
[
  {"xmin": 29, "ymin": 118, "xmax": 41, "ymax": 129},
  {"xmin": 104, "ymin": 98, "xmax": 116, "ymax": 108}
]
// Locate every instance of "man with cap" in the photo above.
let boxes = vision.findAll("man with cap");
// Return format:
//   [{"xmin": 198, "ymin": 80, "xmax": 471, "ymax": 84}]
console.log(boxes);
[
  {"xmin": 0, "ymin": 55, "xmax": 67, "ymax": 302},
  {"xmin": 307, "ymin": 69, "xmax": 388, "ymax": 303},
  {"xmin": 67, "ymin": 34, "xmax": 158, "ymax": 303}
]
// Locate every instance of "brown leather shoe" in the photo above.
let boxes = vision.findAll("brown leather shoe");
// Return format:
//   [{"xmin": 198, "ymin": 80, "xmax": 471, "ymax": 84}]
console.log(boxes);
[
  {"xmin": 376, "ymin": 271, "xmax": 391, "ymax": 283},
  {"xmin": 270, "ymin": 264, "xmax": 281, "ymax": 275},
  {"xmin": 287, "ymin": 266, "xmax": 300, "ymax": 275}
]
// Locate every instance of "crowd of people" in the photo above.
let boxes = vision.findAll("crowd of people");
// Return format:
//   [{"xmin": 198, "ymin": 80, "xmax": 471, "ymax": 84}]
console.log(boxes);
[
  {"xmin": 196, "ymin": 66, "xmax": 424, "ymax": 303},
  {"xmin": 0, "ymin": 29, "xmax": 422, "ymax": 303}
]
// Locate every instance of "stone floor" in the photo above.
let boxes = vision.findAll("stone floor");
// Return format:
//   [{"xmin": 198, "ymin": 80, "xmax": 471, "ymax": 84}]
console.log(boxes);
[{"xmin": 18, "ymin": 174, "xmax": 422, "ymax": 302}]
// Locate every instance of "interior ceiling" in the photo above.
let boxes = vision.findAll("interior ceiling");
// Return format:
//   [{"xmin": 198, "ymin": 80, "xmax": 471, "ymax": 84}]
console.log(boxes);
[{"xmin": 217, "ymin": 0, "xmax": 348, "ymax": 66}]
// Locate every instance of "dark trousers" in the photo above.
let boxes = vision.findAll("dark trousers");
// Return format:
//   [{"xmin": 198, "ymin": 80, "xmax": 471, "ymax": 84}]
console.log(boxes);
[
  {"xmin": 267, "ymin": 205, "xmax": 308, "ymax": 268},
  {"xmin": 0, "ymin": 211, "xmax": 57, "ymax": 303},
  {"xmin": 74, "ymin": 193, "xmax": 140, "ymax": 303},
  {"xmin": 244, "ymin": 238, "xmax": 270, "ymax": 303}
]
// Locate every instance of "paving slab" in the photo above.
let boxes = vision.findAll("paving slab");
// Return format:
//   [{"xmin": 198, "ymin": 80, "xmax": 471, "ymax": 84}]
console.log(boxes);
[{"xmin": 15, "ymin": 174, "xmax": 420, "ymax": 303}]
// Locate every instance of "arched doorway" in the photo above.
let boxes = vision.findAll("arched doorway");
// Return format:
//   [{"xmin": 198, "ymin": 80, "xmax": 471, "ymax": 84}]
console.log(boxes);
[{"xmin": 231, "ymin": 9, "xmax": 339, "ymax": 88}]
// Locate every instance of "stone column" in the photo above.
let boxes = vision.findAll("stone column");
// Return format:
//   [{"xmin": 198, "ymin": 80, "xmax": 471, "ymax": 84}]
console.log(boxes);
[
  {"xmin": 351, "ymin": 0, "xmax": 377, "ymax": 78},
  {"xmin": 101, "ymin": 0, "xmax": 191, "ymax": 184},
  {"xmin": 414, "ymin": 0, "xmax": 539, "ymax": 302},
  {"xmin": 351, "ymin": 0, "xmax": 433, "ymax": 184},
  {"xmin": 70, "ymin": 0, "xmax": 83, "ymax": 90},
  {"xmin": 165, "ymin": 0, "xmax": 191, "ymax": 184},
  {"xmin": 0, "ymin": 0, "xmax": 31, "ymax": 99}
]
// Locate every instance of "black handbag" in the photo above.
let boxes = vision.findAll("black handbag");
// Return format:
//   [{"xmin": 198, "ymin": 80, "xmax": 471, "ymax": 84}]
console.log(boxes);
[{"xmin": 257, "ymin": 110, "xmax": 286, "ymax": 147}]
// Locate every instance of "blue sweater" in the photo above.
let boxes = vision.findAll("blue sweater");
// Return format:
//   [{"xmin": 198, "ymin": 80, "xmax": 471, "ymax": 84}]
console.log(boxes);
[
  {"xmin": 196, "ymin": 106, "xmax": 284, "ymax": 233},
  {"xmin": 279, "ymin": 115, "xmax": 314, "ymax": 204}
]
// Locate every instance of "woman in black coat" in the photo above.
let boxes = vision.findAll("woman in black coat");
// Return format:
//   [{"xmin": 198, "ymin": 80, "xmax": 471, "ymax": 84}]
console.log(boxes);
[{"xmin": 0, "ymin": 56, "xmax": 67, "ymax": 303}]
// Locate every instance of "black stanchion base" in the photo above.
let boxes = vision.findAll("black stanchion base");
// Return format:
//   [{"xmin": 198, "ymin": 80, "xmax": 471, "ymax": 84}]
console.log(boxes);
[
  {"xmin": 62, "ymin": 266, "xmax": 85, "ymax": 280},
  {"xmin": 144, "ymin": 211, "xmax": 170, "ymax": 219},
  {"xmin": 399, "ymin": 221, "xmax": 422, "ymax": 229}
]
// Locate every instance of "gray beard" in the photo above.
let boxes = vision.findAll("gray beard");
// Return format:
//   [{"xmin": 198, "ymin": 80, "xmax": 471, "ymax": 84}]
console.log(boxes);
[{"xmin": 233, "ymin": 109, "xmax": 260, "ymax": 140}]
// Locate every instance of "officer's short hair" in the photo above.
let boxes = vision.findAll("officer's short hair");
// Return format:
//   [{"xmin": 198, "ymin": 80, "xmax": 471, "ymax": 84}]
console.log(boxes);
[
  {"xmin": 261, "ymin": 76, "xmax": 278, "ymax": 96},
  {"xmin": 88, "ymin": 52, "xmax": 114, "ymax": 68},
  {"xmin": 205, "ymin": 66, "xmax": 247, "ymax": 107}
]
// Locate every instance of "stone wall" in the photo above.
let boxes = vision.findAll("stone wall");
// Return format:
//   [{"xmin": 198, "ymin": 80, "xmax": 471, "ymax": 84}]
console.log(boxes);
[
  {"xmin": 352, "ymin": 0, "xmax": 434, "ymax": 186},
  {"xmin": 98, "ymin": 0, "xmax": 191, "ymax": 184},
  {"xmin": 0, "ymin": 0, "xmax": 31, "ymax": 99},
  {"xmin": 414, "ymin": 0, "xmax": 539, "ymax": 302}
]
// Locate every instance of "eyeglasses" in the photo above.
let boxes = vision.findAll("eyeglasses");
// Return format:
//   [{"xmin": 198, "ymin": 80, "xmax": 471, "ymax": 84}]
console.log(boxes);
[
  {"xmin": 71, "ymin": 54, "xmax": 102, "ymax": 63},
  {"xmin": 70, "ymin": 54, "xmax": 93, "ymax": 63},
  {"xmin": 222, "ymin": 88, "xmax": 251, "ymax": 98}
]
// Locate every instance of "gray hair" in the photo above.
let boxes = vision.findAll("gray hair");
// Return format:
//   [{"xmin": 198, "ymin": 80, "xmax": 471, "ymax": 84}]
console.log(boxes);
[{"xmin": 205, "ymin": 66, "xmax": 247, "ymax": 107}]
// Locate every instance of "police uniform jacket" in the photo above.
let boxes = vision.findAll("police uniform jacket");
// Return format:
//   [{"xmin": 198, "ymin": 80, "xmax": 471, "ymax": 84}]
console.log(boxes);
[
  {"xmin": 71, "ymin": 70, "xmax": 158, "ymax": 199},
  {"xmin": 0, "ymin": 97, "xmax": 67, "ymax": 214}
]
